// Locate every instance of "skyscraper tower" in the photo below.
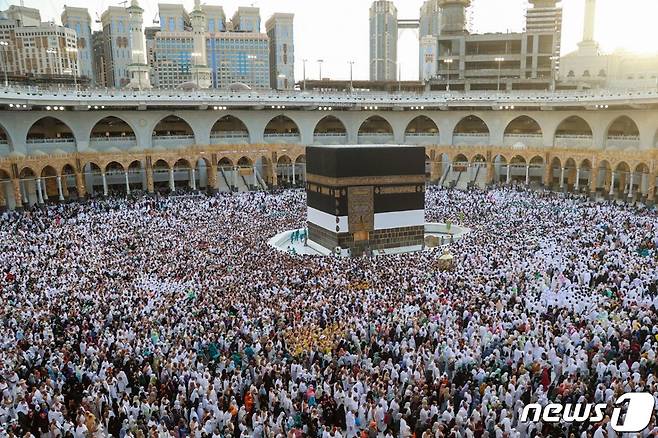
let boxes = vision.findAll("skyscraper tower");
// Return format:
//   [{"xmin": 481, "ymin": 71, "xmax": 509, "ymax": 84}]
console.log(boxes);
[
  {"xmin": 190, "ymin": 0, "xmax": 211, "ymax": 89},
  {"xmin": 126, "ymin": 0, "xmax": 151, "ymax": 89},
  {"xmin": 438, "ymin": 0, "xmax": 470, "ymax": 35},
  {"xmin": 369, "ymin": 0, "xmax": 398, "ymax": 81}
]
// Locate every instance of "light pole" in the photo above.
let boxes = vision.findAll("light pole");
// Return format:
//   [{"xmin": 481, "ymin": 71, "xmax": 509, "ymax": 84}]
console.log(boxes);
[
  {"xmin": 302, "ymin": 59, "xmax": 307, "ymax": 90},
  {"xmin": 495, "ymin": 57, "xmax": 505, "ymax": 91},
  {"xmin": 0, "ymin": 41, "xmax": 8, "ymax": 88},
  {"xmin": 317, "ymin": 59, "xmax": 323, "ymax": 80},
  {"xmin": 348, "ymin": 60, "xmax": 355, "ymax": 93},
  {"xmin": 66, "ymin": 47, "xmax": 79, "ymax": 90},
  {"xmin": 443, "ymin": 58, "xmax": 453, "ymax": 91}
]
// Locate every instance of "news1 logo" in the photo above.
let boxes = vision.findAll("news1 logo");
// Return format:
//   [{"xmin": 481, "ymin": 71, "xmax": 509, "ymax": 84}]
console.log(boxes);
[{"xmin": 520, "ymin": 393, "xmax": 655, "ymax": 433}]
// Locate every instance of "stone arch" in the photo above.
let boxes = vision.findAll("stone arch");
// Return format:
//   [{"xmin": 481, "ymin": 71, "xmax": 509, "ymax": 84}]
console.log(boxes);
[
  {"xmin": 504, "ymin": 116, "xmax": 542, "ymax": 135},
  {"xmin": 218, "ymin": 157, "xmax": 234, "ymax": 167},
  {"xmin": 26, "ymin": 117, "xmax": 77, "ymax": 154},
  {"xmin": 313, "ymin": 116, "xmax": 347, "ymax": 144},
  {"xmin": 314, "ymin": 115, "xmax": 347, "ymax": 135},
  {"xmin": 452, "ymin": 115, "xmax": 489, "ymax": 145},
  {"xmin": 264, "ymin": 115, "xmax": 300, "ymax": 143},
  {"xmin": 471, "ymin": 154, "xmax": 486, "ymax": 163},
  {"xmin": 504, "ymin": 115, "xmax": 543, "ymax": 148},
  {"xmin": 554, "ymin": 116, "xmax": 593, "ymax": 148},
  {"xmin": 276, "ymin": 155, "xmax": 294, "ymax": 187},
  {"xmin": 210, "ymin": 115, "xmax": 250, "ymax": 143},
  {"xmin": 358, "ymin": 115, "xmax": 394, "ymax": 144},
  {"xmin": 237, "ymin": 156, "xmax": 253, "ymax": 167},
  {"xmin": 605, "ymin": 115, "xmax": 640, "ymax": 150},
  {"xmin": 0, "ymin": 122, "xmax": 13, "ymax": 154},
  {"xmin": 152, "ymin": 115, "xmax": 196, "ymax": 149},
  {"xmin": 405, "ymin": 116, "xmax": 439, "ymax": 136},
  {"xmin": 453, "ymin": 153, "xmax": 468, "ymax": 163},
  {"xmin": 89, "ymin": 116, "xmax": 137, "ymax": 151}
]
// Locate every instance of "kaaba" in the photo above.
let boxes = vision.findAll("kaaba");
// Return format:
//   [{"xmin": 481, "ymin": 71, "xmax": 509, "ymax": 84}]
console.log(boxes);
[{"xmin": 306, "ymin": 145, "xmax": 426, "ymax": 256}]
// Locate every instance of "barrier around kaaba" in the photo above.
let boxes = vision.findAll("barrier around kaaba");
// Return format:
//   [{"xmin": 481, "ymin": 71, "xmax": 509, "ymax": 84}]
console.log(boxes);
[{"xmin": 305, "ymin": 145, "xmax": 426, "ymax": 257}]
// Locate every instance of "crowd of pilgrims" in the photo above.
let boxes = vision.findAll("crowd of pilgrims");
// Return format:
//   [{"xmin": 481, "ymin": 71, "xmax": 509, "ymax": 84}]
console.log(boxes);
[{"xmin": 0, "ymin": 185, "xmax": 657, "ymax": 438}]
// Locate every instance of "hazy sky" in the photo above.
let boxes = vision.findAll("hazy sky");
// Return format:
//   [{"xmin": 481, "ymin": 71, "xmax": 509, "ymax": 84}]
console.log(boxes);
[{"xmin": 8, "ymin": 0, "xmax": 658, "ymax": 81}]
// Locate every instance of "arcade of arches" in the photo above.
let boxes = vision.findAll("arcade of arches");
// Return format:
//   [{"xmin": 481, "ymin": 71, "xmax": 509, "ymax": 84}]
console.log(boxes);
[{"xmin": 0, "ymin": 144, "xmax": 655, "ymax": 209}]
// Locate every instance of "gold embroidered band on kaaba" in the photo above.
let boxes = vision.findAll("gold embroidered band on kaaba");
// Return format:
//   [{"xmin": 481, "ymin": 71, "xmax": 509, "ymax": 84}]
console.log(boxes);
[{"xmin": 306, "ymin": 173, "xmax": 426, "ymax": 186}]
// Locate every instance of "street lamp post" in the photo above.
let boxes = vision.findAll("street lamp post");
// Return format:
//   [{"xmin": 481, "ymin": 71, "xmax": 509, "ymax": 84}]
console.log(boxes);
[
  {"xmin": 443, "ymin": 58, "xmax": 453, "ymax": 92},
  {"xmin": 317, "ymin": 59, "xmax": 323, "ymax": 81},
  {"xmin": 348, "ymin": 61, "xmax": 355, "ymax": 93},
  {"xmin": 66, "ymin": 47, "xmax": 79, "ymax": 90},
  {"xmin": 0, "ymin": 41, "xmax": 8, "ymax": 88},
  {"xmin": 495, "ymin": 57, "xmax": 505, "ymax": 92}
]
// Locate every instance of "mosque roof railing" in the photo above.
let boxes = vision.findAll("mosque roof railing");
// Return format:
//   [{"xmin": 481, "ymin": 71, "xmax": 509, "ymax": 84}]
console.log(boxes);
[{"xmin": 2, "ymin": 85, "xmax": 658, "ymax": 109}]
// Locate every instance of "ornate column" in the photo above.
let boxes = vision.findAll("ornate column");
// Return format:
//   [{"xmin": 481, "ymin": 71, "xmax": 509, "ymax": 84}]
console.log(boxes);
[
  {"xmin": 627, "ymin": 172, "xmax": 634, "ymax": 198},
  {"xmin": 292, "ymin": 163, "xmax": 296, "ymax": 186},
  {"xmin": 589, "ymin": 167, "xmax": 599, "ymax": 193},
  {"xmin": 609, "ymin": 171, "xmax": 616, "ymax": 196},
  {"xmin": 190, "ymin": 168, "xmax": 196, "ymax": 190},
  {"xmin": 207, "ymin": 164, "xmax": 217, "ymax": 190},
  {"xmin": 575, "ymin": 167, "xmax": 580, "ymax": 192},
  {"xmin": 525, "ymin": 164, "xmax": 530, "ymax": 185},
  {"xmin": 271, "ymin": 163, "xmax": 278, "ymax": 187},
  {"xmin": 57, "ymin": 175, "xmax": 64, "ymax": 201},
  {"xmin": 487, "ymin": 159, "xmax": 494, "ymax": 184},
  {"xmin": 233, "ymin": 165, "xmax": 239, "ymax": 189},
  {"xmin": 168, "ymin": 168, "xmax": 175, "ymax": 191},
  {"xmin": 75, "ymin": 169, "xmax": 86, "ymax": 198},
  {"xmin": 102, "ymin": 172, "xmax": 109, "ymax": 196},
  {"xmin": 41, "ymin": 179, "xmax": 49, "ymax": 201},
  {"xmin": 647, "ymin": 172, "xmax": 656, "ymax": 201},
  {"xmin": 125, "ymin": 170, "xmax": 131, "ymax": 195},
  {"xmin": 11, "ymin": 179, "xmax": 21, "ymax": 208},
  {"xmin": 506, "ymin": 164, "xmax": 511, "ymax": 184},
  {"xmin": 543, "ymin": 163, "xmax": 552, "ymax": 187},
  {"xmin": 146, "ymin": 163, "xmax": 154, "ymax": 193},
  {"xmin": 36, "ymin": 178, "xmax": 44, "ymax": 204},
  {"xmin": 560, "ymin": 167, "xmax": 565, "ymax": 189}
]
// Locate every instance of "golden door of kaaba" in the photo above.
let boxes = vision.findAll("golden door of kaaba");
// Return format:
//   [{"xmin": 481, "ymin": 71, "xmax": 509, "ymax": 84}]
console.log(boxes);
[{"xmin": 347, "ymin": 186, "xmax": 374, "ymax": 242}]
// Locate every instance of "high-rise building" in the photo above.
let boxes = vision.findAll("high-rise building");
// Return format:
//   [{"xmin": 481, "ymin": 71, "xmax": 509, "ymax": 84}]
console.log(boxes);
[
  {"xmin": 153, "ymin": 32, "xmax": 193, "ymax": 88},
  {"xmin": 420, "ymin": 35, "xmax": 438, "ymax": 81},
  {"xmin": 5, "ymin": 5, "xmax": 40, "ymax": 27},
  {"xmin": 266, "ymin": 13, "xmax": 295, "ymax": 90},
  {"xmin": 419, "ymin": 0, "xmax": 440, "ymax": 80},
  {"xmin": 100, "ymin": 6, "xmax": 133, "ymax": 88},
  {"xmin": 61, "ymin": 6, "xmax": 94, "ymax": 84},
  {"xmin": 149, "ymin": 4, "xmax": 288, "ymax": 90},
  {"xmin": 419, "ymin": 0, "xmax": 440, "ymax": 39},
  {"xmin": 207, "ymin": 32, "xmax": 269, "ymax": 89},
  {"xmin": 0, "ymin": 10, "xmax": 80, "ymax": 82},
  {"xmin": 204, "ymin": 6, "xmax": 226, "ymax": 33},
  {"xmin": 232, "ymin": 7, "xmax": 261, "ymax": 32},
  {"xmin": 92, "ymin": 30, "xmax": 107, "ymax": 87},
  {"xmin": 428, "ymin": 0, "xmax": 562, "ymax": 91},
  {"xmin": 158, "ymin": 3, "xmax": 189, "ymax": 33},
  {"xmin": 144, "ymin": 26, "xmax": 159, "ymax": 86},
  {"xmin": 369, "ymin": 0, "xmax": 398, "ymax": 81}
]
